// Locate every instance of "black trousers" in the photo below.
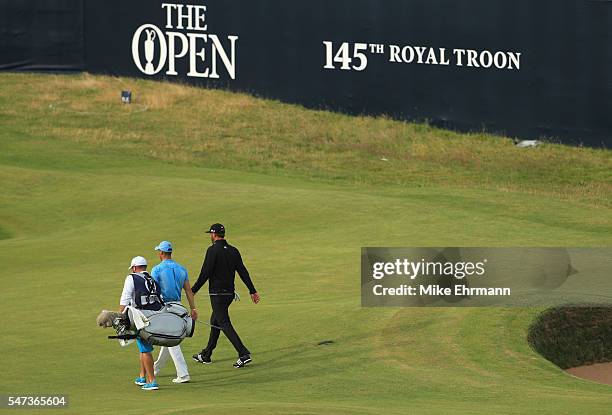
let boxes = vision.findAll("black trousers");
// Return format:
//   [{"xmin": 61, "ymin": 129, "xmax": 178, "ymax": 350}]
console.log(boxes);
[{"xmin": 204, "ymin": 295, "xmax": 250, "ymax": 357}]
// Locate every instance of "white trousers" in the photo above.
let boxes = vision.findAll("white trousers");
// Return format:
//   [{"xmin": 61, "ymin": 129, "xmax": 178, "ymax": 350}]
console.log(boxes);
[{"xmin": 154, "ymin": 345, "xmax": 189, "ymax": 378}]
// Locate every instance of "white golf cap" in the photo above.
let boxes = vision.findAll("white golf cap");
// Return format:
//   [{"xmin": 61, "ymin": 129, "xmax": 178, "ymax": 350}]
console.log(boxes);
[{"xmin": 129, "ymin": 256, "xmax": 147, "ymax": 269}]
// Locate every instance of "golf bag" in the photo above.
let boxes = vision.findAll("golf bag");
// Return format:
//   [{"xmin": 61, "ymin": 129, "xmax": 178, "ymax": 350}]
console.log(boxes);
[{"xmin": 97, "ymin": 302, "xmax": 195, "ymax": 347}]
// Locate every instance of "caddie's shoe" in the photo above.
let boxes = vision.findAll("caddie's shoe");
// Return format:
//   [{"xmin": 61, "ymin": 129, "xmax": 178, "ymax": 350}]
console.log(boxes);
[
  {"xmin": 172, "ymin": 375, "xmax": 191, "ymax": 384},
  {"xmin": 233, "ymin": 354, "xmax": 252, "ymax": 368},
  {"xmin": 192, "ymin": 350, "xmax": 212, "ymax": 364},
  {"xmin": 141, "ymin": 381, "xmax": 159, "ymax": 391},
  {"xmin": 134, "ymin": 376, "xmax": 146, "ymax": 386}
]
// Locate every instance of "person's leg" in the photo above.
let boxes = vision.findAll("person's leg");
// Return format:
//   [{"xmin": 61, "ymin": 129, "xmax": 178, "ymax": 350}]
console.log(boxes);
[
  {"xmin": 215, "ymin": 296, "xmax": 250, "ymax": 356},
  {"xmin": 204, "ymin": 297, "xmax": 222, "ymax": 355},
  {"xmin": 137, "ymin": 339, "xmax": 156, "ymax": 384},
  {"xmin": 142, "ymin": 352, "xmax": 156, "ymax": 383},
  {"xmin": 139, "ymin": 353, "xmax": 146, "ymax": 378},
  {"xmin": 168, "ymin": 345, "xmax": 189, "ymax": 378},
  {"xmin": 154, "ymin": 346, "xmax": 170, "ymax": 376}
]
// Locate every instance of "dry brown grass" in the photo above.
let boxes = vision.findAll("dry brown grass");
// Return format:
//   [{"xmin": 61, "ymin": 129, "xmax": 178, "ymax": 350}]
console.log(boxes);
[{"xmin": 2, "ymin": 72, "xmax": 611, "ymax": 207}]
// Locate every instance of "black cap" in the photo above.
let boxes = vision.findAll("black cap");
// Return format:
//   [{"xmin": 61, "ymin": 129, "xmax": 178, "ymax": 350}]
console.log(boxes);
[{"xmin": 206, "ymin": 223, "xmax": 226, "ymax": 235}]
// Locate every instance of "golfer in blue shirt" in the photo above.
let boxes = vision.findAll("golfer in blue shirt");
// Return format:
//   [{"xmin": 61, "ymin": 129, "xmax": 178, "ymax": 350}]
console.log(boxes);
[{"xmin": 151, "ymin": 241, "xmax": 198, "ymax": 384}]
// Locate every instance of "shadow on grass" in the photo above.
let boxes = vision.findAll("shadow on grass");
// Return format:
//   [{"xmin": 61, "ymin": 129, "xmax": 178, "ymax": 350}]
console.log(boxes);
[
  {"xmin": 0, "ymin": 226, "xmax": 11, "ymax": 240},
  {"xmin": 184, "ymin": 332, "xmax": 372, "ymax": 387}
]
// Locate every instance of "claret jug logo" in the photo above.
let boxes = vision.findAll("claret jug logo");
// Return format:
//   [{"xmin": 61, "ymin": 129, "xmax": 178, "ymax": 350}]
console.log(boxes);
[{"xmin": 132, "ymin": 2, "xmax": 238, "ymax": 79}]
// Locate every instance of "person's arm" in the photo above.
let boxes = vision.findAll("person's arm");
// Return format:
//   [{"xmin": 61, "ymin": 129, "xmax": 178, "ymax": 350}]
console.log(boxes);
[
  {"xmin": 235, "ymin": 249, "xmax": 260, "ymax": 304},
  {"xmin": 192, "ymin": 247, "xmax": 215, "ymax": 294},
  {"xmin": 119, "ymin": 276, "xmax": 134, "ymax": 312},
  {"xmin": 151, "ymin": 266, "xmax": 160, "ymax": 283},
  {"xmin": 183, "ymin": 279, "xmax": 198, "ymax": 321}
]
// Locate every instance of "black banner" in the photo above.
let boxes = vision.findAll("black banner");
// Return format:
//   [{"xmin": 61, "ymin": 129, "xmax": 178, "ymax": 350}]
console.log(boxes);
[
  {"xmin": 0, "ymin": 0, "xmax": 83, "ymax": 72},
  {"xmin": 2, "ymin": 0, "xmax": 612, "ymax": 147}
]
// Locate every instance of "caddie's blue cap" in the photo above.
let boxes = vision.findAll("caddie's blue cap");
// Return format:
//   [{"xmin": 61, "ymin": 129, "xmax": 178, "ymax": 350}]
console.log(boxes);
[{"xmin": 154, "ymin": 240, "xmax": 173, "ymax": 253}]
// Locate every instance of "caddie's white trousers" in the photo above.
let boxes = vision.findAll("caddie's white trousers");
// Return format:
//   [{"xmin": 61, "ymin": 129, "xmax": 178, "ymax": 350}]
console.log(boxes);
[{"xmin": 154, "ymin": 345, "xmax": 189, "ymax": 378}]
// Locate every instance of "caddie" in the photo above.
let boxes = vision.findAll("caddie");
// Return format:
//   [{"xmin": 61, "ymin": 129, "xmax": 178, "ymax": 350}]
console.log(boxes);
[
  {"xmin": 119, "ymin": 256, "xmax": 163, "ymax": 391},
  {"xmin": 151, "ymin": 240, "xmax": 198, "ymax": 384}
]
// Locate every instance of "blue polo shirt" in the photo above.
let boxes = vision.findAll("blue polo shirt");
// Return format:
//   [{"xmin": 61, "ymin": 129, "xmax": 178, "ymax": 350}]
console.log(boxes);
[{"xmin": 151, "ymin": 259, "xmax": 189, "ymax": 302}]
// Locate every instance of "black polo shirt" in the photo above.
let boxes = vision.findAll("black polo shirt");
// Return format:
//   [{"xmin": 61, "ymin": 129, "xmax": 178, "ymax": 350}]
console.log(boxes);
[{"xmin": 192, "ymin": 239, "xmax": 257, "ymax": 295}]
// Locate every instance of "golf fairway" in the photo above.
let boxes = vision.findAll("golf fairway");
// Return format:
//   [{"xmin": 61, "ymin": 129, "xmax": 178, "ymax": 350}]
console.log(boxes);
[{"xmin": 1, "ymin": 73, "xmax": 612, "ymax": 414}]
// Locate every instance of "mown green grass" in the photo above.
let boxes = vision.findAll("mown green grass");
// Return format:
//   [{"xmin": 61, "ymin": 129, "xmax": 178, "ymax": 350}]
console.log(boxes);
[{"xmin": 0, "ymin": 73, "xmax": 611, "ymax": 414}]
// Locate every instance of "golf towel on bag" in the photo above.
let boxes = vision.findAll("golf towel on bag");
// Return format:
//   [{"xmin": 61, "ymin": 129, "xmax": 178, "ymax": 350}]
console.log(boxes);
[{"xmin": 98, "ymin": 302, "xmax": 195, "ymax": 347}]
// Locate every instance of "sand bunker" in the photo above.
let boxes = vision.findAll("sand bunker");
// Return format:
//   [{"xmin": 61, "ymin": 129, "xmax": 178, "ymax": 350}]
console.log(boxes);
[{"xmin": 567, "ymin": 362, "xmax": 612, "ymax": 385}]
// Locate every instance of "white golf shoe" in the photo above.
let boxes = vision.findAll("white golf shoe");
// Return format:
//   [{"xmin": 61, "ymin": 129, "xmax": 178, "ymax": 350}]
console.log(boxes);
[{"xmin": 172, "ymin": 375, "xmax": 191, "ymax": 384}]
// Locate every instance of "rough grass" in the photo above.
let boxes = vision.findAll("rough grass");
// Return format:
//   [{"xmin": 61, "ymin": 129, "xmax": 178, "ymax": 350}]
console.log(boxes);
[{"xmin": 2, "ymin": 72, "xmax": 610, "ymax": 206}]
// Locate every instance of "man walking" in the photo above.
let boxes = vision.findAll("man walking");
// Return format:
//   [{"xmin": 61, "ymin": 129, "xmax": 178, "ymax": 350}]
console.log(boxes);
[
  {"xmin": 192, "ymin": 223, "xmax": 260, "ymax": 368},
  {"xmin": 119, "ymin": 256, "xmax": 162, "ymax": 391},
  {"xmin": 151, "ymin": 241, "xmax": 198, "ymax": 384}
]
